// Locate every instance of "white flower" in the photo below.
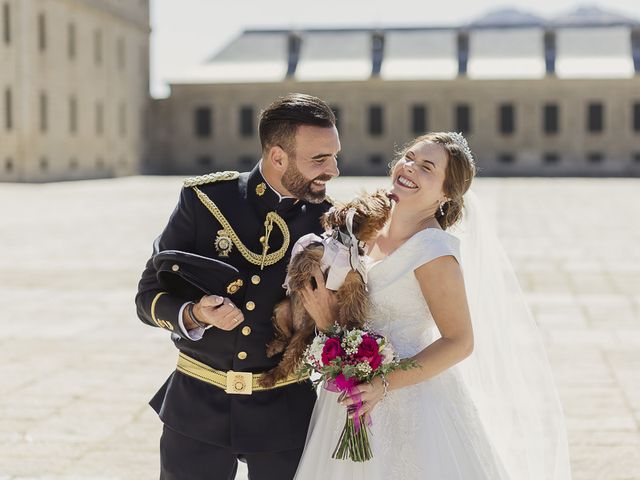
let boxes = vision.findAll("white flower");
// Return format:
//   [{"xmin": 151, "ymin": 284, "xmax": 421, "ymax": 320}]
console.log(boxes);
[
  {"xmin": 380, "ymin": 343, "xmax": 396, "ymax": 364},
  {"xmin": 356, "ymin": 362, "xmax": 372, "ymax": 375}
]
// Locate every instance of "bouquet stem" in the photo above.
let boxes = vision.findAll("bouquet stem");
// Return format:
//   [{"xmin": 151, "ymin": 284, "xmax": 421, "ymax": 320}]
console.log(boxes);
[{"xmin": 331, "ymin": 413, "xmax": 373, "ymax": 462}]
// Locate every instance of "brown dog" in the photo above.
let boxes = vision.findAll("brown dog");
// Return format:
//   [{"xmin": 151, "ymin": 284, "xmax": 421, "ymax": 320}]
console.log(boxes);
[{"xmin": 259, "ymin": 190, "xmax": 392, "ymax": 388}]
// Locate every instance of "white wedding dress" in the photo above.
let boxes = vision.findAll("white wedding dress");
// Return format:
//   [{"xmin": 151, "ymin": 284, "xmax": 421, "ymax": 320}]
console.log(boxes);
[{"xmin": 295, "ymin": 228, "xmax": 510, "ymax": 479}]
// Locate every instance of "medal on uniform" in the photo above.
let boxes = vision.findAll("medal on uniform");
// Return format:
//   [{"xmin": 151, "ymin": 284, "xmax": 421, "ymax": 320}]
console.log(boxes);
[
  {"xmin": 214, "ymin": 229, "xmax": 233, "ymax": 257},
  {"xmin": 255, "ymin": 182, "xmax": 267, "ymax": 196}
]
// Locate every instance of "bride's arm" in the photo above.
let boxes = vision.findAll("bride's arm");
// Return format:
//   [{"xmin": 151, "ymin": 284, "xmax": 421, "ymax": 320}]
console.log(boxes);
[{"xmin": 346, "ymin": 255, "xmax": 474, "ymax": 414}]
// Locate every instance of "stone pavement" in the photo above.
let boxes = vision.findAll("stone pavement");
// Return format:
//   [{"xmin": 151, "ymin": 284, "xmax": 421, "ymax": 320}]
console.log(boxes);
[{"xmin": 0, "ymin": 176, "xmax": 638, "ymax": 480}]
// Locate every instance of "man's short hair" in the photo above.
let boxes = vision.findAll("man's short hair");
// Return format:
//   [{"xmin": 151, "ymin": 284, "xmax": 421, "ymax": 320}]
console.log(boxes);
[{"xmin": 259, "ymin": 93, "xmax": 336, "ymax": 156}]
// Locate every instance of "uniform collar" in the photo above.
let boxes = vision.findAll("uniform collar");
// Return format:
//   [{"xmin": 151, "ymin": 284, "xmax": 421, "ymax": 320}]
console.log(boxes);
[{"xmin": 247, "ymin": 162, "xmax": 300, "ymax": 215}]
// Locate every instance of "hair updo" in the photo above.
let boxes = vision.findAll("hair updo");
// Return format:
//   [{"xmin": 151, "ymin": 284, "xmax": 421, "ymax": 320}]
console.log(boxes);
[{"xmin": 391, "ymin": 132, "xmax": 476, "ymax": 229}]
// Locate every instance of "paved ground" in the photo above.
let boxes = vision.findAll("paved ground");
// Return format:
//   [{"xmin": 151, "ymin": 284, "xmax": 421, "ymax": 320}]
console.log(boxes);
[{"xmin": 0, "ymin": 176, "xmax": 638, "ymax": 480}]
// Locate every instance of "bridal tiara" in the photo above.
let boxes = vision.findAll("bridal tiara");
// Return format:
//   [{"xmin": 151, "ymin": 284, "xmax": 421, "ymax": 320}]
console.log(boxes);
[{"xmin": 447, "ymin": 132, "xmax": 475, "ymax": 164}]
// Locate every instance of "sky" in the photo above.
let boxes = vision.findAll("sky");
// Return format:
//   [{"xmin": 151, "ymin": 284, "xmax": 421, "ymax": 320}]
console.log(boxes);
[{"xmin": 150, "ymin": 0, "xmax": 640, "ymax": 98}]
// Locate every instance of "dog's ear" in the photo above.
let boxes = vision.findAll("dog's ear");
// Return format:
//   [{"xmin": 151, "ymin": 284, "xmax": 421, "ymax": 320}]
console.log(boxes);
[
  {"xmin": 321, "ymin": 205, "xmax": 346, "ymax": 230},
  {"xmin": 350, "ymin": 190, "xmax": 393, "ymax": 243}
]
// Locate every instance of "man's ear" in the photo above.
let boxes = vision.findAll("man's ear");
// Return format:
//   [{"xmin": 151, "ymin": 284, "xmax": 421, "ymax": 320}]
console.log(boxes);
[{"xmin": 265, "ymin": 145, "xmax": 288, "ymax": 173}]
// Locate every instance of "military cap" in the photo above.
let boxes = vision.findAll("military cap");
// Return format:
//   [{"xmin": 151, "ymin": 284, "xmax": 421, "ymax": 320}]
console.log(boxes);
[{"xmin": 153, "ymin": 250, "xmax": 246, "ymax": 302}]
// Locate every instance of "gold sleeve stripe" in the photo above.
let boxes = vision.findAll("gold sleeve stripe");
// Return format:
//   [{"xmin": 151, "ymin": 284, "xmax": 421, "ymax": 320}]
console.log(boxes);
[{"xmin": 151, "ymin": 291, "xmax": 168, "ymax": 327}]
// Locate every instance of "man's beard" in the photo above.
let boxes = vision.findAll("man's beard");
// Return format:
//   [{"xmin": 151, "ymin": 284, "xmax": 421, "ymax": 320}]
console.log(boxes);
[{"xmin": 281, "ymin": 158, "xmax": 331, "ymax": 204}]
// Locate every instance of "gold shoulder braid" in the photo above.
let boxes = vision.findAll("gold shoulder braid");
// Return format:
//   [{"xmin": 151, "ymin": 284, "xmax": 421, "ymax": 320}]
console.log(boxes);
[
  {"xmin": 192, "ymin": 187, "xmax": 290, "ymax": 269},
  {"xmin": 183, "ymin": 171, "xmax": 240, "ymax": 188}
]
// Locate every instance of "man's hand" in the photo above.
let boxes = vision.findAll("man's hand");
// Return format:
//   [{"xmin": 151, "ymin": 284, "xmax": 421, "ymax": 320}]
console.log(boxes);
[
  {"xmin": 185, "ymin": 295, "xmax": 245, "ymax": 331},
  {"xmin": 300, "ymin": 267, "xmax": 338, "ymax": 331}
]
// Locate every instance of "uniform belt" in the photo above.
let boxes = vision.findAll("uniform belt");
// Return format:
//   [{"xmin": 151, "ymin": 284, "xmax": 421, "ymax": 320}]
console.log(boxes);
[{"xmin": 176, "ymin": 352, "xmax": 309, "ymax": 395}]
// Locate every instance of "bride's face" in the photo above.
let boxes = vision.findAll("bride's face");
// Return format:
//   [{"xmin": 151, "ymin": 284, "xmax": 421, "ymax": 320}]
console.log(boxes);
[{"xmin": 389, "ymin": 141, "xmax": 449, "ymax": 210}]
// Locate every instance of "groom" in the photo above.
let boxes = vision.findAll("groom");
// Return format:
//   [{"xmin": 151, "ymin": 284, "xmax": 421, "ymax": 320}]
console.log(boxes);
[{"xmin": 135, "ymin": 93, "xmax": 340, "ymax": 480}]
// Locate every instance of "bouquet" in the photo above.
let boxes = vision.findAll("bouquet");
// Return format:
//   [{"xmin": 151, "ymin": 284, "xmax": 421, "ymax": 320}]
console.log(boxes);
[{"xmin": 299, "ymin": 324, "xmax": 416, "ymax": 462}]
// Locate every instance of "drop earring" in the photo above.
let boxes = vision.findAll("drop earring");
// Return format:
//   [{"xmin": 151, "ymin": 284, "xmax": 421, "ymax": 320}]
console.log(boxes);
[{"xmin": 439, "ymin": 201, "xmax": 446, "ymax": 216}]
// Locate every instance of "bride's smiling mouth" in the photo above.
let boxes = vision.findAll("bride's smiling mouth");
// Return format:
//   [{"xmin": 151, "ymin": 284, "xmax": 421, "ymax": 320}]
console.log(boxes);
[{"xmin": 395, "ymin": 175, "xmax": 418, "ymax": 190}]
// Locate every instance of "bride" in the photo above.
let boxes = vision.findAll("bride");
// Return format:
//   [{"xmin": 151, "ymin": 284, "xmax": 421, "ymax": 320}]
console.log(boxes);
[{"xmin": 294, "ymin": 132, "xmax": 572, "ymax": 479}]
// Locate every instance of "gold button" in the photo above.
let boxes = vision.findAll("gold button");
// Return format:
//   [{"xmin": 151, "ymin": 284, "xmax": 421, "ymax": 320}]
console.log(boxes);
[
  {"xmin": 237, "ymin": 351, "xmax": 247, "ymax": 360},
  {"xmin": 242, "ymin": 326, "xmax": 252, "ymax": 336},
  {"xmin": 246, "ymin": 301, "xmax": 255, "ymax": 311},
  {"xmin": 171, "ymin": 264, "xmax": 179, "ymax": 272},
  {"xmin": 251, "ymin": 275, "xmax": 260, "ymax": 285}
]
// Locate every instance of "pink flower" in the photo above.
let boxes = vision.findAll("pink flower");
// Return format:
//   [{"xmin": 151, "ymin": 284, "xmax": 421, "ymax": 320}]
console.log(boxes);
[
  {"xmin": 334, "ymin": 373, "xmax": 357, "ymax": 391},
  {"xmin": 356, "ymin": 335, "xmax": 382, "ymax": 370},
  {"xmin": 322, "ymin": 338, "xmax": 344, "ymax": 365}
]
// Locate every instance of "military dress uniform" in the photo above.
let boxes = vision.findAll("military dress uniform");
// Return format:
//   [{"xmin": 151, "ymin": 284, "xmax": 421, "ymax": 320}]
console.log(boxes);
[{"xmin": 135, "ymin": 164, "xmax": 332, "ymax": 479}]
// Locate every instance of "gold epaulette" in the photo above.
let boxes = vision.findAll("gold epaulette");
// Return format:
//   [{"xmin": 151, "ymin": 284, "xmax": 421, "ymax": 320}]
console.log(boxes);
[{"xmin": 183, "ymin": 171, "xmax": 239, "ymax": 188}]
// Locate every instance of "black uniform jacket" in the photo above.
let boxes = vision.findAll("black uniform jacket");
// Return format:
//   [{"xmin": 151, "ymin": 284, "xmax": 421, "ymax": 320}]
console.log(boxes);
[{"xmin": 135, "ymin": 165, "xmax": 331, "ymax": 453}]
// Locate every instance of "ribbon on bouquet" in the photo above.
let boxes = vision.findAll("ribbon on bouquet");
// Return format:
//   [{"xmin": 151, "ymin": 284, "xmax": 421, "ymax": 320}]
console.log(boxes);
[{"xmin": 324, "ymin": 376, "xmax": 372, "ymax": 433}]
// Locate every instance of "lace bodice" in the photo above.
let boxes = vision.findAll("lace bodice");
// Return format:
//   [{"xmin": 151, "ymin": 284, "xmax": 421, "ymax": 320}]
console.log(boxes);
[{"xmin": 366, "ymin": 228, "xmax": 461, "ymax": 359}]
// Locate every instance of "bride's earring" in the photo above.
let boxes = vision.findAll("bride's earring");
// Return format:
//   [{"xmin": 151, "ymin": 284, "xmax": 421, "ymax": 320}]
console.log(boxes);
[{"xmin": 439, "ymin": 201, "xmax": 446, "ymax": 216}]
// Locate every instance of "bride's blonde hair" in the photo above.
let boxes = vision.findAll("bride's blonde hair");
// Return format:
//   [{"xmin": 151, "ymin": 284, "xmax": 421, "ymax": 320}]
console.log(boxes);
[{"xmin": 390, "ymin": 132, "xmax": 476, "ymax": 229}]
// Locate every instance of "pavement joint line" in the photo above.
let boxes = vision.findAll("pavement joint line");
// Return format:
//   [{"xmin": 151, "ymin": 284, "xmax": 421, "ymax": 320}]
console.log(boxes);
[{"xmin": 600, "ymin": 350, "xmax": 640, "ymax": 432}]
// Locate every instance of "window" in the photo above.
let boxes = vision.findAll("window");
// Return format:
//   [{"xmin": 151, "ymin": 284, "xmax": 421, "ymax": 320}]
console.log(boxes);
[
  {"xmin": 544, "ymin": 31, "xmax": 555, "ymax": 75},
  {"xmin": 194, "ymin": 107, "xmax": 212, "ymax": 137},
  {"xmin": 3, "ymin": 2, "xmax": 10, "ymax": 45},
  {"xmin": 543, "ymin": 152, "xmax": 560, "ymax": 165},
  {"xmin": 40, "ymin": 157, "xmax": 48, "ymax": 171},
  {"xmin": 368, "ymin": 105, "xmax": 384, "ymax": 136},
  {"xmin": 38, "ymin": 13, "xmax": 46, "ymax": 52},
  {"xmin": 455, "ymin": 104, "xmax": 471, "ymax": 134},
  {"xmin": 587, "ymin": 102, "xmax": 604, "ymax": 133},
  {"xmin": 5, "ymin": 157, "xmax": 13, "ymax": 173},
  {"xmin": 94, "ymin": 30, "xmax": 102, "ymax": 65},
  {"xmin": 119, "ymin": 103, "xmax": 126, "ymax": 137},
  {"xmin": 239, "ymin": 106, "xmax": 254, "ymax": 137},
  {"xmin": 117, "ymin": 37, "xmax": 125, "ymax": 70},
  {"xmin": 499, "ymin": 103, "xmax": 515, "ymax": 135},
  {"xmin": 457, "ymin": 32, "xmax": 469, "ymax": 76},
  {"xmin": 238, "ymin": 155, "xmax": 255, "ymax": 168},
  {"xmin": 96, "ymin": 157, "xmax": 105, "ymax": 170},
  {"xmin": 632, "ymin": 152, "xmax": 640, "ymax": 164},
  {"xmin": 197, "ymin": 156, "xmax": 213, "ymax": 167},
  {"xmin": 4, "ymin": 87, "xmax": 11, "ymax": 130},
  {"xmin": 633, "ymin": 102, "xmax": 640, "ymax": 132},
  {"xmin": 69, "ymin": 158, "xmax": 78, "ymax": 170},
  {"xmin": 497, "ymin": 153, "xmax": 515, "ymax": 164},
  {"xmin": 68, "ymin": 23, "xmax": 76, "ymax": 60},
  {"xmin": 40, "ymin": 92, "xmax": 47, "ymax": 133},
  {"xmin": 543, "ymin": 103, "xmax": 559, "ymax": 134},
  {"xmin": 96, "ymin": 102, "xmax": 104, "ymax": 136},
  {"xmin": 69, "ymin": 96, "xmax": 77, "ymax": 134},
  {"xmin": 369, "ymin": 154, "xmax": 384, "ymax": 166},
  {"xmin": 411, "ymin": 104, "xmax": 427, "ymax": 135},
  {"xmin": 587, "ymin": 152, "xmax": 603, "ymax": 164},
  {"xmin": 371, "ymin": 32, "xmax": 384, "ymax": 76}
]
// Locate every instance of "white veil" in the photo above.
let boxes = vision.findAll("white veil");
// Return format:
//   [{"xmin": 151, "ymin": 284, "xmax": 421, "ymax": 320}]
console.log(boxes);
[{"xmin": 449, "ymin": 190, "xmax": 572, "ymax": 480}]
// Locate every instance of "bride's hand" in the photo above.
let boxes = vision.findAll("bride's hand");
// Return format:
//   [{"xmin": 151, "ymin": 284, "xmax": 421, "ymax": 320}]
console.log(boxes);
[
  {"xmin": 340, "ymin": 377, "xmax": 386, "ymax": 418},
  {"xmin": 300, "ymin": 266, "xmax": 338, "ymax": 331}
]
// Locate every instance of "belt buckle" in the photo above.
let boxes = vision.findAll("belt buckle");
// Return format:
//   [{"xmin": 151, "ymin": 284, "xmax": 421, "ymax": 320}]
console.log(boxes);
[{"xmin": 225, "ymin": 371, "xmax": 253, "ymax": 395}]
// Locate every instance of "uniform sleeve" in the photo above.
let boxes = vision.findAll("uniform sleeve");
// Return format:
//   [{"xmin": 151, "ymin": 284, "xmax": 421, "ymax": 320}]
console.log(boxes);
[{"xmin": 135, "ymin": 186, "xmax": 198, "ymax": 338}]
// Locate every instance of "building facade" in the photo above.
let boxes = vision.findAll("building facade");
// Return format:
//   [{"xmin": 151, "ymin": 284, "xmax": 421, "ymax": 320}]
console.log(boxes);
[
  {"xmin": 0, "ymin": 0, "xmax": 150, "ymax": 182},
  {"xmin": 150, "ymin": 9, "xmax": 640, "ymax": 177}
]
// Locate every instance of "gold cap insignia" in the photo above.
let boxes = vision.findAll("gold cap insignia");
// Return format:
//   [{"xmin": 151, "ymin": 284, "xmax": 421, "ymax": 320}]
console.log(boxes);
[
  {"xmin": 227, "ymin": 279, "xmax": 244, "ymax": 295},
  {"xmin": 255, "ymin": 182, "xmax": 267, "ymax": 196},
  {"xmin": 214, "ymin": 230, "xmax": 233, "ymax": 257}
]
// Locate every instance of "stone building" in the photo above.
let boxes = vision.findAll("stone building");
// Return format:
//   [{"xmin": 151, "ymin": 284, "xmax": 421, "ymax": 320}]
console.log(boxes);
[
  {"xmin": 0, "ymin": 0, "xmax": 150, "ymax": 182},
  {"xmin": 150, "ymin": 7, "xmax": 640, "ymax": 177}
]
